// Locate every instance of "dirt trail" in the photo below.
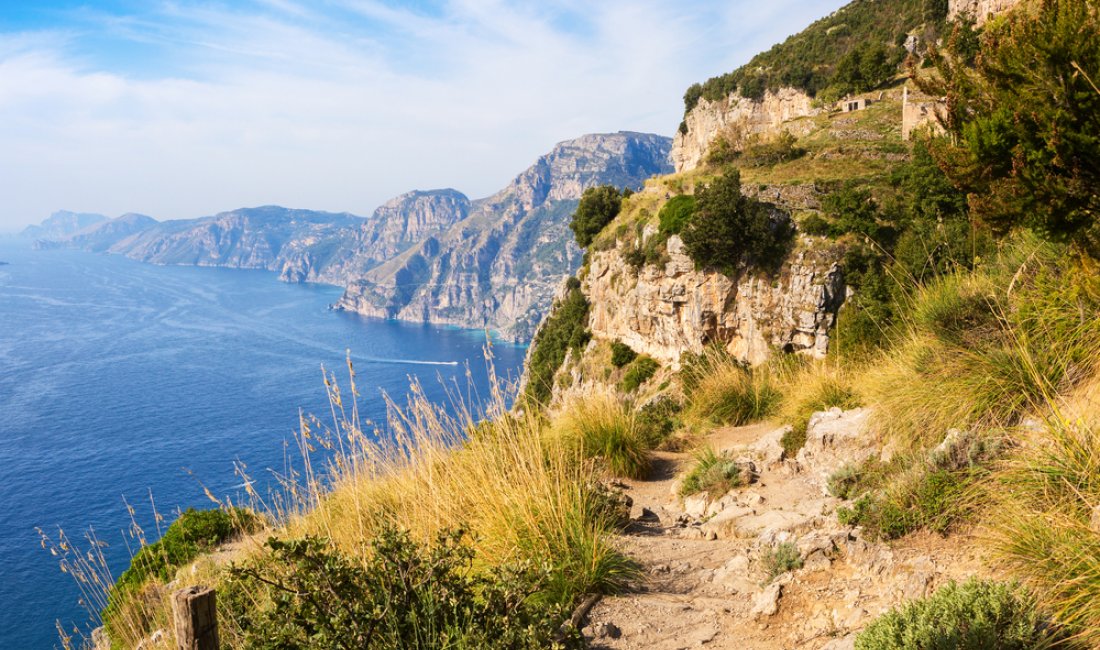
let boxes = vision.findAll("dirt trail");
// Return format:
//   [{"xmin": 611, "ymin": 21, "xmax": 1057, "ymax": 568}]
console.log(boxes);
[{"xmin": 583, "ymin": 411, "xmax": 986, "ymax": 650}]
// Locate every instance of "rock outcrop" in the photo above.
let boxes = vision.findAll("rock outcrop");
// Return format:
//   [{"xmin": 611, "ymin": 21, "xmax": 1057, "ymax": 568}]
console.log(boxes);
[
  {"xmin": 335, "ymin": 132, "xmax": 674, "ymax": 341},
  {"xmin": 584, "ymin": 235, "xmax": 845, "ymax": 367},
  {"xmin": 672, "ymin": 88, "xmax": 820, "ymax": 173},
  {"xmin": 948, "ymin": 0, "xmax": 1021, "ymax": 25}
]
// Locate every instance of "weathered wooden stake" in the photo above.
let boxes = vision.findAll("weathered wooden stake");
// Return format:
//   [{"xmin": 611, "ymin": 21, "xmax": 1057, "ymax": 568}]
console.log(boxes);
[{"xmin": 172, "ymin": 586, "xmax": 219, "ymax": 650}]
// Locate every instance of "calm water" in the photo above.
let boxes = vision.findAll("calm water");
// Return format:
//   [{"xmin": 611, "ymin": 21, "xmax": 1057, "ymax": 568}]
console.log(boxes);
[{"xmin": 0, "ymin": 240, "xmax": 526, "ymax": 648}]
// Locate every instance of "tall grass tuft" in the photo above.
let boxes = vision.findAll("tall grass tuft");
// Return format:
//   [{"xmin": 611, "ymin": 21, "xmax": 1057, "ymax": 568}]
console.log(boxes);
[
  {"xmin": 549, "ymin": 390, "xmax": 650, "ymax": 479},
  {"xmin": 682, "ymin": 347, "xmax": 781, "ymax": 427},
  {"xmin": 775, "ymin": 360, "xmax": 860, "ymax": 454},
  {"xmin": 988, "ymin": 416, "xmax": 1100, "ymax": 644},
  {"xmin": 855, "ymin": 237, "xmax": 1100, "ymax": 450}
]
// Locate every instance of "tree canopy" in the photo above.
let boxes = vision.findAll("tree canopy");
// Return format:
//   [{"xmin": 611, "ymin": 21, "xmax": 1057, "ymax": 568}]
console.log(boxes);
[
  {"xmin": 921, "ymin": 0, "xmax": 1100, "ymax": 256},
  {"xmin": 569, "ymin": 185, "xmax": 626, "ymax": 248}
]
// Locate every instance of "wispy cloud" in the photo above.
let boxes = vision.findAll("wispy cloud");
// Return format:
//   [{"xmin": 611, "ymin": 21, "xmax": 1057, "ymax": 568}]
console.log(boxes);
[{"xmin": 0, "ymin": 0, "xmax": 846, "ymax": 231}]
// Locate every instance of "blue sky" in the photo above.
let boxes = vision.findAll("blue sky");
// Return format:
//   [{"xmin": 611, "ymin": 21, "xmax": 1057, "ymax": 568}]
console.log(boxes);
[{"xmin": 0, "ymin": 0, "xmax": 847, "ymax": 230}]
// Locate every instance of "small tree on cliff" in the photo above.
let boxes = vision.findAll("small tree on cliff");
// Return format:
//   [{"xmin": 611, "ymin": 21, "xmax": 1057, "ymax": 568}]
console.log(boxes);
[
  {"xmin": 681, "ymin": 168, "xmax": 790, "ymax": 273},
  {"xmin": 569, "ymin": 185, "xmax": 625, "ymax": 248}
]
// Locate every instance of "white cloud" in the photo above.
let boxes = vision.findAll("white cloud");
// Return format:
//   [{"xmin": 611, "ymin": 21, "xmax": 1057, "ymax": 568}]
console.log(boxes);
[{"xmin": 0, "ymin": 0, "xmax": 845, "ymax": 231}]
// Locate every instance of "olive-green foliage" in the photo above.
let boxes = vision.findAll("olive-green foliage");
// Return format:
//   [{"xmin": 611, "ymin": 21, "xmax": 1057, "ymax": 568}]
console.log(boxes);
[
  {"xmin": 739, "ymin": 132, "xmax": 808, "ymax": 167},
  {"xmin": 833, "ymin": 42, "xmax": 903, "ymax": 94},
  {"xmin": 657, "ymin": 195, "xmax": 696, "ymax": 235},
  {"xmin": 569, "ymin": 186, "xmax": 625, "ymax": 248},
  {"xmin": 680, "ymin": 448, "xmax": 749, "ymax": 498},
  {"xmin": 761, "ymin": 542, "xmax": 803, "ymax": 583},
  {"xmin": 923, "ymin": 0, "xmax": 1100, "ymax": 257},
  {"xmin": 609, "ymin": 341, "xmax": 637, "ymax": 368},
  {"xmin": 105, "ymin": 508, "xmax": 259, "ymax": 642},
  {"xmin": 634, "ymin": 397, "xmax": 682, "ymax": 450},
  {"xmin": 682, "ymin": 0, "xmax": 943, "ymax": 109},
  {"xmin": 619, "ymin": 356, "xmax": 658, "ymax": 393},
  {"xmin": 855, "ymin": 579, "xmax": 1057, "ymax": 650},
  {"xmin": 680, "ymin": 168, "xmax": 793, "ymax": 274},
  {"xmin": 222, "ymin": 526, "xmax": 573, "ymax": 649},
  {"xmin": 523, "ymin": 279, "xmax": 590, "ymax": 407},
  {"xmin": 555, "ymin": 396, "xmax": 650, "ymax": 480}
]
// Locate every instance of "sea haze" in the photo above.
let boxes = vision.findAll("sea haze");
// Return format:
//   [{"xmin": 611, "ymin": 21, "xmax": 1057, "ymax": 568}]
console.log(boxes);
[{"xmin": 0, "ymin": 240, "xmax": 526, "ymax": 648}]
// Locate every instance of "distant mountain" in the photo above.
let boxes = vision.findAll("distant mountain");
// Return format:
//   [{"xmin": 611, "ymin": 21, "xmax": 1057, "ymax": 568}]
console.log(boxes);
[
  {"xmin": 22, "ymin": 211, "xmax": 108, "ymax": 240},
  {"xmin": 335, "ymin": 131, "xmax": 674, "ymax": 339},
  {"xmin": 26, "ymin": 131, "xmax": 672, "ymax": 341}
]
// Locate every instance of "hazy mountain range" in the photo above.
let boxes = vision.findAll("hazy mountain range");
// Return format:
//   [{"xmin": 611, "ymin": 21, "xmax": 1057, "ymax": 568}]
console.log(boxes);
[{"xmin": 24, "ymin": 131, "xmax": 672, "ymax": 340}]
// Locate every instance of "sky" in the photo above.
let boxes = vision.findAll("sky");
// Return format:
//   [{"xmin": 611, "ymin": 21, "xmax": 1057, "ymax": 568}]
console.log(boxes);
[{"xmin": 0, "ymin": 0, "xmax": 847, "ymax": 231}]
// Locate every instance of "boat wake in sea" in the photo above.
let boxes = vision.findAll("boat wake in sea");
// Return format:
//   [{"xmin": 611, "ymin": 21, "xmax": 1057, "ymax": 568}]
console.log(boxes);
[{"xmin": 361, "ymin": 357, "xmax": 460, "ymax": 367}]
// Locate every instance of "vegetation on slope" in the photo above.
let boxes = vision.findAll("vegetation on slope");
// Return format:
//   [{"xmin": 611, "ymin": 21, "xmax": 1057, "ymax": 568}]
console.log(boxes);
[{"xmin": 683, "ymin": 0, "xmax": 947, "ymax": 115}]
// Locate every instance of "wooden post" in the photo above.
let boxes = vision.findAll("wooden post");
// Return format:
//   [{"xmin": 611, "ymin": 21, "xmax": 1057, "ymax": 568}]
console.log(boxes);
[{"xmin": 173, "ymin": 586, "xmax": 219, "ymax": 650}]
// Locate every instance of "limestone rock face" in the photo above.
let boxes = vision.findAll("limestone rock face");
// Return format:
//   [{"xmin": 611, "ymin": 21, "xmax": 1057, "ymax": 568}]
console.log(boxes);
[
  {"xmin": 335, "ymin": 132, "xmax": 673, "ymax": 341},
  {"xmin": 584, "ymin": 235, "xmax": 845, "ymax": 367},
  {"xmin": 948, "ymin": 0, "xmax": 1021, "ymax": 25},
  {"xmin": 672, "ymin": 88, "xmax": 820, "ymax": 173}
]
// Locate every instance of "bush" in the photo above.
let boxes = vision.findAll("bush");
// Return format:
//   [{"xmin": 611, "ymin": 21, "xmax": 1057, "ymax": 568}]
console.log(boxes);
[
  {"xmin": 523, "ymin": 280, "xmax": 590, "ymax": 407},
  {"xmin": 680, "ymin": 448, "xmax": 751, "ymax": 498},
  {"xmin": 105, "ymin": 507, "xmax": 259, "ymax": 643},
  {"xmin": 610, "ymin": 341, "xmax": 637, "ymax": 368},
  {"xmin": 657, "ymin": 195, "xmax": 696, "ymax": 235},
  {"xmin": 634, "ymin": 397, "xmax": 682, "ymax": 450},
  {"xmin": 855, "ymin": 579, "xmax": 1057, "ymax": 650},
  {"xmin": 223, "ymin": 527, "xmax": 572, "ymax": 649},
  {"xmin": 681, "ymin": 168, "xmax": 792, "ymax": 273},
  {"xmin": 740, "ymin": 132, "xmax": 807, "ymax": 167},
  {"xmin": 619, "ymin": 356, "xmax": 658, "ymax": 393},
  {"xmin": 569, "ymin": 186, "xmax": 625, "ymax": 248},
  {"xmin": 761, "ymin": 542, "xmax": 803, "ymax": 583},
  {"xmin": 777, "ymin": 368, "xmax": 860, "ymax": 455}
]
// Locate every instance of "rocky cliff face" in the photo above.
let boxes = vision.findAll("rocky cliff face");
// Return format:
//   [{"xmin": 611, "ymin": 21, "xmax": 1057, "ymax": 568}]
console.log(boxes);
[
  {"xmin": 335, "ymin": 132, "xmax": 673, "ymax": 341},
  {"xmin": 672, "ymin": 88, "xmax": 819, "ymax": 173},
  {"xmin": 584, "ymin": 235, "xmax": 845, "ymax": 367},
  {"xmin": 948, "ymin": 0, "xmax": 1021, "ymax": 24}
]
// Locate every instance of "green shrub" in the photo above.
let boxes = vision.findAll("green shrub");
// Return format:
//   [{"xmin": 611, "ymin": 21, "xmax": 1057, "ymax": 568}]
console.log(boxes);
[
  {"xmin": 222, "ymin": 526, "xmax": 574, "ymax": 649},
  {"xmin": 658, "ymin": 195, "xmax": 696, "ymax": 235},
  {"xmin": 836, "ymin": 467, "xmax": 972, "ymax": 539},
  {"xmin": 620, "ymin": 356, "xmax": 658, "ymax": 393},
  {"xmin": 523, "ymin": 280, "xmax": 591, "ymax": 407},
  {"xmin": 740, "ymin": 132, "xmax": 806, "ymax": 167},
  {"xmin": 634, "ymin": 397, "xmax": 682, "ymax": 450},
  {"xmin": 570, "ymin": 185, "xmax": 625, "ymax": 248},
  {"xmin": 761, "ymin": 542, "xmax": 803, "ymax": 583},
  {"xmin": 799, "ymin": 213, "xmax": 833, "ymax": 236},
  {"xmin": 855, "ymin": 579, "xmax": 1057, "ymax": 650},
  {"xmin": 105, "ymin": 507, "xmax": 259, "ymax": 643},
  {"xmin": 681, "ymin": 168, "xmax": 793, "ymax": 273},
  {"xmin": 827, "ymin": 463, "xmax": 863, "ymax": 500},
  {"xmin": 680, "ymin": 448, "xmax": 751, "ymax": 498},
  {"xmin": 610, "ymin": 341, "xmax": 637, "ymax": 368}
]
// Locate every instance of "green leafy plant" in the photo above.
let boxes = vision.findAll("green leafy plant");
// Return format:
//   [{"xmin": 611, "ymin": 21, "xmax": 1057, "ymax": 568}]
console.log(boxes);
[
  {"xmin": 619, "ymin": 356, "xmax": 658, "ymax": 393},
  {"xmin": 657, "ymin": 195, "xmax": 696, "ymax": 235},
  {"xmin": 680, "ymin": 168, "xmax": 793, "ymax": 274},
  {"xmin": 609, "ymin": 341, "xmax": 638, "ymax": 368},
  {"xmin": 222, "ymin": 526, "xmax": 574, "ymax": 649},
  {"xmin": 569, "ymin": 186, "xmax": 626, "ymax": 248},
  {"xmin": 523, "ymin": 278, "xmax": 591, "ymax": 407},
  {"xmin": 680, "ymin": 448, "xmax": 751, "ymax": 498},
  {"xmin": 855, "ymin": 579, "xmax": 1060, "ymax": 650},
  {"xmin": 761, "ymin": 542, "xmax": 803, "ymax": 583},
  {"xmin": 634, "ymin": 397, "xmax": 682, "ymax": 450}
]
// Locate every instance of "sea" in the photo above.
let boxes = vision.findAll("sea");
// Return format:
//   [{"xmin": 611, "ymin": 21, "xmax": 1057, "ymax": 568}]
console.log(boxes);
[{"xmin": 0, "ymin": 239, "xmax": 527, "ymax": 648}]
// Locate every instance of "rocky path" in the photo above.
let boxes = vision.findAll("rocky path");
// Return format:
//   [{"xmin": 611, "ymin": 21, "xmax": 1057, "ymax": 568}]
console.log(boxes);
[{"xmin": 582, "ymin": 410, "xmax": 986, "ymax": 650}]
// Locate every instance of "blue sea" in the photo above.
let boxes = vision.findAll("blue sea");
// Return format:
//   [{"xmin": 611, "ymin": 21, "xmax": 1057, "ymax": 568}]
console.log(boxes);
[{"xmin": 0, "ymin": 240, "xmax": 526, "ymax": 648}]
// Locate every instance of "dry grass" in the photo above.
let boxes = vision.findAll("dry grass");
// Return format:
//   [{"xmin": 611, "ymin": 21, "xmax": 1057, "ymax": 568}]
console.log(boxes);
[{"xmin": 51, "ymin": 353, "xmax": 637, "ymax": 648}]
